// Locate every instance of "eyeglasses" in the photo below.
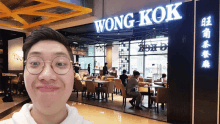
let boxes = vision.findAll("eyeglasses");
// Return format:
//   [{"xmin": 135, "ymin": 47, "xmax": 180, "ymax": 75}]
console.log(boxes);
[{"xmin": 24, "ymin": 56, "xmax": 73, "ymax": 75}]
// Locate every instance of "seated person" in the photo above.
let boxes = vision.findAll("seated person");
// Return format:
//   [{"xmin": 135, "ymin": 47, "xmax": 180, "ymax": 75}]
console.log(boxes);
[
  {"xmin": 161, "ymin": 74, "xmax": 167, "ymax": 87},
  {"xmin": 126, "ymin": 71, "xmax": 142, "ymax": 110},
  {"xmin": 0, "ymin": 27, "xmax": 92, "ymax": 124},
  {"xmin": 161, "ymin": 74, "xmax": 167, "ymax": 82},
  {"xmin": 120, "ymin": 70, "xmax": 128, "ymax": 87}
]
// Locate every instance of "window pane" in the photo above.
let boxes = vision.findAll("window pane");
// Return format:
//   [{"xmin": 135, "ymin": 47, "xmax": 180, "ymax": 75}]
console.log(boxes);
[
  {"xmin": 145, "ymin": 55, "xmax": 167, "ymax": 80},
  {"xmin": 144, "ymin": 37, "xmax": 168, "ymax": 55},
  {"xmin": 130, "ymin": 41, "xmax": 144, "ymax": 55},
  {"xmin": 130, "ymin": 56, "xmax": 144, "ymax": 77},
  {"xmin": 119, "ymin": 42, "xmax": 129, "ymax": 55},
  {"xmin": 88, "ymin": 45, "xmax": 94, "ymax": 56},
  {"xmin": 112, "ymin": 44, "xmax": 120, "ymax": 75},
  {"xmin": 95, "ymin": 57, "xmax": 104, "ymax": 68},
  {"xmin": 95, "ymin": 44, "xmax": 105, "ymax": 56},
  {"xmin": 79, "ymin": 57, "xmax": 94, "ymax": 73}
]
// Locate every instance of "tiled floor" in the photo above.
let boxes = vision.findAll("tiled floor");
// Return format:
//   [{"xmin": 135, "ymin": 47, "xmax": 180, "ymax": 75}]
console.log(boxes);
[
  {"xmin": 0, "ymin": 101, "xmax": 169, "ymax": 124},
  {"xmin": 0, "ymin": 95, "xmax": 29, "ymax": 113},
  {"xmin": 68, "ymin": 92, "xmax": 167, "ymax": 122}
]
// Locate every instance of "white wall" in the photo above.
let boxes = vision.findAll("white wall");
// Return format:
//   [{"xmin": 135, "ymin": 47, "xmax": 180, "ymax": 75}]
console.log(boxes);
[
  {"xmin": 94, "ymin": 0, "xmax": 189, "ymax": 19},
  {"xmin": 8, "ymin": 37, "xmax": 23, "ymax": 70}
]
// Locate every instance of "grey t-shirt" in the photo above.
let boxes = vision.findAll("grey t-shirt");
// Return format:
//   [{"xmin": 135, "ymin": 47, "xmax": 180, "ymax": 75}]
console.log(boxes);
[{"xmin": 126, "ymin": 77, "xmax": 138, "ymax": 94}]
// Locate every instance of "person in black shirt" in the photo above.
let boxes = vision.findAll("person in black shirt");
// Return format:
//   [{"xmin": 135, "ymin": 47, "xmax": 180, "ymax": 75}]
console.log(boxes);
[
  {"xmin": 74, "ymin": 62, "xmax": 79, "ymax": 73},
  {"xmin": 120, "ymin": 70, "xmax": 128, "ymax": 87},
  {"xmin": 88, "ymin": 64, "xmax": 90, "ymax": 75},
  {"xmin": 103, "ymin": 63, "xmax": 108, "ymax": 75}
]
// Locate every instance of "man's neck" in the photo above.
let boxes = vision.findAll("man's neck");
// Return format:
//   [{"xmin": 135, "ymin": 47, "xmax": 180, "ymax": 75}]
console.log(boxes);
[{"xmin": 30, "ymin": 105, "xmax": 68, "ymax": 124}]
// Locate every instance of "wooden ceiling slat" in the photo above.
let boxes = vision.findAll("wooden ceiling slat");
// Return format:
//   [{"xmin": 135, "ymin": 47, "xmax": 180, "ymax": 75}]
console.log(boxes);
[
  {"xmin": 0, "ymin": 0, "xmax": 92, "ymax": 29},
  {"xmin": 34, "ymin": 0, "xmax": 92, "ymax": 12}
]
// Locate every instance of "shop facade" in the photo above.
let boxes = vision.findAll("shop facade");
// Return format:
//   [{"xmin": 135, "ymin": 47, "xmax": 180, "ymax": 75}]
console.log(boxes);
[{"xmin": 60, "ymin": 0, "xmax": 220, "ymax": 123}]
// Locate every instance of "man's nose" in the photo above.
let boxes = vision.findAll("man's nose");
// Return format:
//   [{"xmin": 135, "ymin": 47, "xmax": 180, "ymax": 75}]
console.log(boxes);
[{"xmin": 38, "ymin": 63, "xmax": 56, "ymax": 81}]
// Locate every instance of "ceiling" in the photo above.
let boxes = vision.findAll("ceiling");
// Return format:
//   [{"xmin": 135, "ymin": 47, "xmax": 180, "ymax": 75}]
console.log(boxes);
[{"xmin": 0, "ymin": 0, "xmax": 92, "ymax": 30}]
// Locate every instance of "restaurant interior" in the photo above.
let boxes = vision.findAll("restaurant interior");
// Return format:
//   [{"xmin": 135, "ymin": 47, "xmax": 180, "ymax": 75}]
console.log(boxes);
[{"xmin": 0, "ymin": 0, "xmax": 219, "ymax": 124}]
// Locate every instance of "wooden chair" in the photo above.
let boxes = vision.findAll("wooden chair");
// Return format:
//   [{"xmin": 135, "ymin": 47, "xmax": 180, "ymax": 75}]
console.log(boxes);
[
  {"xmin": 146, "ymin": 79, "xmax": 153, "ymax": 83},
  {"xmin": 106, "ymin": 78, "xmax": 115, "ymax": 81},
  {"xmin": 138, "ymin": 82, "xmax": 150, "ymax": 87},
  {"xmin": 114, "ymin": 79, "xmax": 122, "ymax": 95},
  {"xmin": 85, "ymin": 81, "xmax": 100, "ymax": 100},
  {"xmin": 101, "ymin": 76, "xmax": 105, "ymax": 80},
  {"xmin": 99, "ymin": 81, "xmax": 115, "ymax": 101},
  {"xmin": 119, "ymin": 82, "xmax": 133, "ymax": 107},
  {"xmin": 150, "ymin": 88, "xmax": 167, "ymax": 113},
  {"xmin": 74, "ymin": 79, "xmax": 87, "ymax": 98},
  {"xmin": 164, "ymin": 83, "xmax": 168, "ymax": 88}
]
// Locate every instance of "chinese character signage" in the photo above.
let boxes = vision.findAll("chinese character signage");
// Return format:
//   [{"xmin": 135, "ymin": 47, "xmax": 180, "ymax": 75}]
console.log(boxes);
[
  {"xmin": 201, "ymin": 16, "xmax": 212, "ymax": 68},
  {"xmin": 194, "ymin": 0, "xmax": 220, "ymax": 123}
]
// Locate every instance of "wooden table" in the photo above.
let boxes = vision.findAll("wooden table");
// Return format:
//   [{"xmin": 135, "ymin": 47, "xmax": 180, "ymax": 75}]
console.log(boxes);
[
  {"xmin": 154, "ymin": 82, "xmax": 167, "ymax": 86},
  {"xmin": 139, "ymin": 84, "xmax": 164, "ymax": 108}
]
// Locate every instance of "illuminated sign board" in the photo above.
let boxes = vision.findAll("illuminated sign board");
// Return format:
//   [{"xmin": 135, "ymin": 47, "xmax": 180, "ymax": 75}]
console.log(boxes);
[
  {"xmin": 95, "ymin": 2, "xmax": 182, "ymax": 33},
  {"xmin": 201, "ymin": 16, "xmax": 213, "ymax": 68}
]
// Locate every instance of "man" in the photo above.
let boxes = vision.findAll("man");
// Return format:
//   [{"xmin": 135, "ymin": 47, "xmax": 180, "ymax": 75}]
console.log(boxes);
[
  {"xmin": 103, "ymin": 62, "xmax": 108, "ymax": 75},
  {"xmin": 0, "ymin": 27, "xmax": 92, "ymax": 124},
  {"xmin": 126, "ymin": 71, "xmax": 142, "ymax": 110},
  {"xmin": 88, "ymin": 64, "xmax": 90, "ymax": 75},
  {"xmin": 120, "ymin": 70, "xmax": 128, "ymax": 87},
  {"xmin": 74, "ymin": 62, "xmax": 80, "ymax": 73}
]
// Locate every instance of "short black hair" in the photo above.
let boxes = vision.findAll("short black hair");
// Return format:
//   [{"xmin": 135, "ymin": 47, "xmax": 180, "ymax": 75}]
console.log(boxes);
[
  {"xmin": 123, "ymin": 70, "xmax": 127, "ymax": 73},
  {"xmin": 23, "ymin": 27, "xmax": 73, "ymax": 61},
  {"xmin": 134, "ymin": 71, "xmax": 140, "ymax": 76},
  {"xmin": 162, "ymin": 74, "xmax": 166, "ymax": 78},
  {"xmin": 133, "ymin": 70, "xmax": 137, "ymax": 75},
  {"xmin": 105, "ymin": 62, "xmax": 108, "ymax": 65}
]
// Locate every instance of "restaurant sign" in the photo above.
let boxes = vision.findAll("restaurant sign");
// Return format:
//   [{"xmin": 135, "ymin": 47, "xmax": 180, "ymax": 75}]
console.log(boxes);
[
  {"xmin": 138, "ymin": 43, "xmax": 168, "ymax": 52},
  {"xmin": 95, "ymin": 2, "xmax": 182, "ymax": 33}
]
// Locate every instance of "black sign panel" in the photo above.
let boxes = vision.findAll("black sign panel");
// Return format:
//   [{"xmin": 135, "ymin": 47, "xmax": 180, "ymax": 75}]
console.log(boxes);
[{"xmin": 195, "ymin": 0, "xmax": 219, "ymax": 123}]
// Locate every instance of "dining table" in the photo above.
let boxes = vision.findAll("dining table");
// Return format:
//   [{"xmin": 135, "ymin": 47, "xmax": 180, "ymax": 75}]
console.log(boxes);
[
  {"xmin": 154, "ymin": 82, "xmax": 167, "ymax": 86},
  {"xmin": 139, "ymin": 83, "xmax": 164, "ymax": 108}
]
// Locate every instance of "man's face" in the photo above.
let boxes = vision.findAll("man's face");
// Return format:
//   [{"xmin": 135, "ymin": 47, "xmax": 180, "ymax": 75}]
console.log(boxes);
[
  {"xmin": 134, "ymin": 75, "xmax": 140, "ymax": 79},
  {"xmin": 24, "ymin": 40, "xmax": 74, "ymax": 115}
]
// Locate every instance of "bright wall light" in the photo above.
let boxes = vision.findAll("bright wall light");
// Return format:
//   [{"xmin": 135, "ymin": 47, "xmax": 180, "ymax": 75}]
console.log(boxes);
[{"xmin": 13, "ymin": 50, "xmax": 23, "ymax": 61}]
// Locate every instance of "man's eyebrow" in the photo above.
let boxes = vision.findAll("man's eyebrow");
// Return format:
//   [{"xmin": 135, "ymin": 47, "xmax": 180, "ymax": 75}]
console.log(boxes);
[
  {"xmin": 54, "ymin": 52, "xmax": 68, "ymax": 56},
  {"xmin": 28, "ymin": 52, "xmax": 41, "ymax": 56},
  {"xmin": 28, "ymin": 52, "xmax": 68, "ymax": 57}
]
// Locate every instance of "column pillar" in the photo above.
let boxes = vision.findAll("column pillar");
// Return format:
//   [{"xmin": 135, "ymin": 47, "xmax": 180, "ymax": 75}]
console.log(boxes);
[{"xmin": 106, "ymin": 43, "xmax": 112, "ymax": 69}]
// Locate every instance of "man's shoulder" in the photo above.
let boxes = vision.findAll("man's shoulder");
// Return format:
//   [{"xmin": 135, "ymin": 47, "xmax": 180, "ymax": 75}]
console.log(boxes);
[{"xmin": 0, "ymin": 119, "xmax": 13, "ymax": 124}]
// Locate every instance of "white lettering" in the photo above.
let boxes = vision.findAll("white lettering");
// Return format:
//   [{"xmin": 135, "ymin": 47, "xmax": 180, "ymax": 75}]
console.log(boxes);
[
  {"xmin": 166, "ymin": 2, "xmax": 182, "ymax": 22},
  {"xmin": 105, "ymin": 18, "xmax": 114, "ymax": 31},
  {"xmin": 152, "ymin": 6, "xmax": 166, "ymax": 24},
  {"xmin": 94, "ymin": 19, "xmax": 106, "ymax": 33},
  {"xmin": 139, "ymin": 9, "xmax": 153, "ymax": 26},
  {"xmin": 94, "ymin": 2, "xmax": 183, "ymax": 33},
  {"xmin": 114, "ymin": 15, "xmax": 124, "ymax": 30},
  {"xmin": 124, "ymin": 13, "xmax": 135, "ymax": 28}
]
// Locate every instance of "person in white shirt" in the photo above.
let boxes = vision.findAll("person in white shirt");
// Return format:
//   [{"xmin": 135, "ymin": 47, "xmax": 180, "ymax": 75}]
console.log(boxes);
[
  {"xmin": 0, "ymin": 27, "xmax": 92, "ymax": 124},
  {"xmin": 126, "ymin": 71, "xmax": 142, "ymax": 110}
]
